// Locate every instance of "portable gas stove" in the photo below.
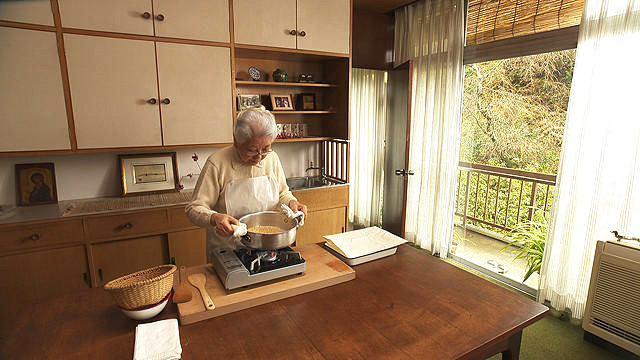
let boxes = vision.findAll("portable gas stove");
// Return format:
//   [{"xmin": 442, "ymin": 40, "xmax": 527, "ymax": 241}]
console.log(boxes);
[{"xmin": 211, "ymin": 246, "xmax": 306, "ymax": 290}]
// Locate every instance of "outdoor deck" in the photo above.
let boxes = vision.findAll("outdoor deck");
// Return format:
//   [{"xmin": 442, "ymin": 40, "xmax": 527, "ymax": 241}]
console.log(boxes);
[{"xmin": 452, "ymin": 225, "xmax": 539, "ymax": 289}]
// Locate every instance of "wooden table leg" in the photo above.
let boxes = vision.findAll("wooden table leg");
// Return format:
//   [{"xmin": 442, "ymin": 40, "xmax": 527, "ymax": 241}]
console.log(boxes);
[{"xmin": 502, "ymin": 330, "xmax": 523, "ymax": 360}]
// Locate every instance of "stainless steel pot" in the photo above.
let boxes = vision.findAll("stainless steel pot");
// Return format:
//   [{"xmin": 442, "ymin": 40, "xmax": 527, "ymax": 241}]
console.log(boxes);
[{"xmin": 238, "ymin": 211, "xmax": 303, "ymax": 250}]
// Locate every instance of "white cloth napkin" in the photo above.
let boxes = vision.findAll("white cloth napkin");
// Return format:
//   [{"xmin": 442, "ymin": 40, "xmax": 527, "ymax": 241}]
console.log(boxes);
[
  {"xmin": 133, "ymin": 319, "xmax": 182, "ymax": 360},
  {"xmin": 231, "ymin": 222, "xmax": 248, "ymax": 237},
  {"xmin": 281, "ymin": 203, "xmax": 305, "ymax": 227}
]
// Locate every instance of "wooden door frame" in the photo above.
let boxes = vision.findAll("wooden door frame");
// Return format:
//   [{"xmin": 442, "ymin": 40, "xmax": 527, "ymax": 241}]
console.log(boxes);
[{"xmin": 393, "ymin": 60, "xmax": 413, "ymax": 238}]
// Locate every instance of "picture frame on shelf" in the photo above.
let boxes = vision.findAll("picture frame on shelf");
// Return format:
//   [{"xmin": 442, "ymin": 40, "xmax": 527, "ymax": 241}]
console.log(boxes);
[
  {"xmin": 298, "ymin": 93, "xmax": 316, "ymax": 110},
  {"xmin": 15, "ymin": 163, "xmax": 58, "ymax": 206},
  {"xmin": 270, "ymin": 94, "xmax": 293, "ymax": 110},
  {"xmin": 237, "ymin": 94, "xmax": 261, "ymax": 111},
  {"xmin": 119, "ymin": 153, "xmax": 179, "ymax": 197}
]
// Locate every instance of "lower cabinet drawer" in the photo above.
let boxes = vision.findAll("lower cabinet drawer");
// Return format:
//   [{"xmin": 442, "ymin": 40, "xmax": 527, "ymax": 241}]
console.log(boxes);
[
  {"xmin": 0, "ymin": 219, "xmax": 84, "ymax": 253},
  {"xmin": 85, "ymin": 209, "xmax": 168, "ymax": 241},
  {"xmin": 168, "ymin": 206, "xmax": 194, "ymax": 229}
]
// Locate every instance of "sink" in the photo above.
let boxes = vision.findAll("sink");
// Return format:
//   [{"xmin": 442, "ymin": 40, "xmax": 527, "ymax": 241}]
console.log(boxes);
[{"xmin": 286, "ymin": 176, "xmax": 334, "ymax": 190}]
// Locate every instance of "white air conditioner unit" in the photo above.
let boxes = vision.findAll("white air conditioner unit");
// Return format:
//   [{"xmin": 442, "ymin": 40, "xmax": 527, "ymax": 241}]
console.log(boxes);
[{"xmin": 583, "ymin": 240, "xmax": 640, "ymax": 356}]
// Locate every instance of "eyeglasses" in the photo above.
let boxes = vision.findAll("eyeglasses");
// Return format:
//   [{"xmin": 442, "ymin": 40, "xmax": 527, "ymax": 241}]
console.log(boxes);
[{"xmin": 245, "ymin": 148, "xmax": 273, "ymax": 157}]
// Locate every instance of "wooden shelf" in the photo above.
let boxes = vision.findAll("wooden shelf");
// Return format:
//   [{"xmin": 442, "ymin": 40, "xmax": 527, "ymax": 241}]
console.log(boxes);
[
  {"xmin": 272, "ymin": 110, "xmax": 335, "ymax": 115},
  {"xmin": 235, "ymin": 80, "xmax": 336, "ymax": 88},
  {"xmin": 274, "ymin": 137, "xmax": 333, "ymax": 143}
]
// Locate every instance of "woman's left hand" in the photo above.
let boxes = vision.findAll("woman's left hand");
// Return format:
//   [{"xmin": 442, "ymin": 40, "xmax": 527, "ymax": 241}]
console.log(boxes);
[{"xmin": 288, "ymin": 200, "xmax": 308, "ymax": 217}]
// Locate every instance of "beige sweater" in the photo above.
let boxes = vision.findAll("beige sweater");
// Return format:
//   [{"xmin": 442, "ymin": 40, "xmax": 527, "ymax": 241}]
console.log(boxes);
[{"xmin": 185, "ymin": 146, "xmax": 297, "ymax": 228}]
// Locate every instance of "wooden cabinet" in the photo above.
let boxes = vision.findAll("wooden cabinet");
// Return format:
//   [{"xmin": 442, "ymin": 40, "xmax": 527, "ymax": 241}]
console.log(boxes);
[
  {"xmin": 0, "ymin": 219, "xmax": 83, "ymax": 253},
  {"xmin": 58, "ymin": 0, "xmax": 155, "ymax": 36},
  {"xmin": 91, "ymin": 235, "xmax": 169, "ymax": 286},
  {"xmin": 153, "ymin": 0, "xmax": 230, "ymax": 42},
  {"xmin": 168, "ymin": 228, "xmax": 206, "ymax": 267},
  {"xmin": 64, "ymin": 34, "xmax": 162, "ymax": 149},
  {"xmin": 0, "ymin": 246, "xmax": 90, "ymax": 313},
  {"xmin": 296, "ymin": 0, "xmax": 351, "ymax": 54},
  {"xmin": 0, "ymin": 0, "xmax": 53, "ymax": 25},
  {"xmin": 156, "ymin": 42, "xmax": 233, "ymax": 145},
  {"xmin": 58, "ymin": 0, "xmax": 230, "ymax": 42},
  {"xmin": 233, "ymin": 0, "xmax": 296, "ymax": 49},
  {"xmin": 64, "ymin": 34, "xmax": 233, "ymax": 148},
  {"xmin": 293, "ymin": 186, "xmax": 349, "ymax": 245},
  {"xmin": 85, "ymin": 209, "xmax": 168, "ymax": 241},
  {"xmin": 233, "ymin": 0, "xmax": 350, "ymax": 54},
  {"xmin": 0, "ymin": 27, "xmax": 70, "ymax": 152},
  {"xmin": 296, "ymin": 207, "xmax": 346, "ymax": 246}
]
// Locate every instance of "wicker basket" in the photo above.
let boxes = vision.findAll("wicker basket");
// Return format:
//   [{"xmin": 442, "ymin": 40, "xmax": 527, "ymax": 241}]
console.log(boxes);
[{"xmin": 104, "ymin": 264, "xmax": 176, "ymax": 310}]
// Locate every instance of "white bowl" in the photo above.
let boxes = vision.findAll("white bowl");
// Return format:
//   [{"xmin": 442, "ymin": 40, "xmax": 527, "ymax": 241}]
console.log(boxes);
[{"xmin": 120, "ymin": 291, "xmax": 171, "ymax": 320}]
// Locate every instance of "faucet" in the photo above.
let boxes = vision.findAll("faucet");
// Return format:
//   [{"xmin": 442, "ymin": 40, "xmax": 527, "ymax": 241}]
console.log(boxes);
[{"xmin": 305, "ymin": 162, "xmax": 325, "ymax": 176}]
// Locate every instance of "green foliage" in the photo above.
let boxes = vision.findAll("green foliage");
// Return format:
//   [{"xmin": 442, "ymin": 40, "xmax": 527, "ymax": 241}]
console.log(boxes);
[
  {"xmin": 500, "ymin": 209, "xmax": 547, "ymax": 283},
  {"xmin": 461, "ymin": 49, "xmax": 576, "ymax": 174}
]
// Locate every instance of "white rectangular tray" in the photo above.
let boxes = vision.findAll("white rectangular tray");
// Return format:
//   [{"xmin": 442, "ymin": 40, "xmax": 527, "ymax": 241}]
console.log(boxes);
[{"xmin": 324, "ymin": 242, "xmax": 398, "ymax": 266}]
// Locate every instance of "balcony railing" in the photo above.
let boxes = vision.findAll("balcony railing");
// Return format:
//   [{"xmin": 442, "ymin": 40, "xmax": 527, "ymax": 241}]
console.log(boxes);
[{"xmin": 455, "ymin": 162, "xmax": 556, "ymax": 232}]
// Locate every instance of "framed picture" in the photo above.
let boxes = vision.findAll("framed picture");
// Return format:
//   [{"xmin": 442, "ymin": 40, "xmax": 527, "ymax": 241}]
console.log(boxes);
[
  {"xmin": 298, "ymin": 93, "xmax": 316, "ymax": 110},
  {"xmin": 119, "ymin": 153, "xmax": 179, "ymax": 196},
  {"xmin": 270, "ymin": 94, "xmax": 293, "ymax": 110},
  {"xmin": 237, "ymin": 94, "xmax": 261, "ymax": 111},
  {"xmin": 15, "ymin": 163, "xmax": 58, "ymax": 206}
]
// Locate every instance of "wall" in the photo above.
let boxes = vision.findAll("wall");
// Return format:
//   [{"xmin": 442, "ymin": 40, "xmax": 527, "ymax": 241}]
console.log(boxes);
[
  {"xmin": 0, "ymin": 143, "xmax": 318, "ymax": 206},
  {"xmin": 352, "ymin": 10, "xmax": 395, "ymax": 70}
]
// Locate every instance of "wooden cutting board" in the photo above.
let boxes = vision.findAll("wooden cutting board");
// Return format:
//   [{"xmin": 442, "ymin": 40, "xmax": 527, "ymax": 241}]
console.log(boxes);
[{"xmin": 176, "ymin": 243, "xmax": 355, "ymax": 325}]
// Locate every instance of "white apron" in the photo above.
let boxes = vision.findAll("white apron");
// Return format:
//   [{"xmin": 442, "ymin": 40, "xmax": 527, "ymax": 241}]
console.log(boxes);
[{"xmin": 206, "ymin": 176, "xmax": 279, "ymax": 259}]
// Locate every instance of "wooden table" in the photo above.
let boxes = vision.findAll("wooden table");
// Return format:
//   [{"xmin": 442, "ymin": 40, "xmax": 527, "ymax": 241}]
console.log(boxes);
[{"xmin": 0, "ymin": 244, "xmax": 548, "ymax": 359}]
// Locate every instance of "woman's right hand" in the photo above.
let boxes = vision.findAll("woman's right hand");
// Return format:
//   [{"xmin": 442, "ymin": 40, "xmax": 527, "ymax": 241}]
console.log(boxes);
[{"xmin": 210, "ymin": 213, "xmax": 240, "ymax": 237}]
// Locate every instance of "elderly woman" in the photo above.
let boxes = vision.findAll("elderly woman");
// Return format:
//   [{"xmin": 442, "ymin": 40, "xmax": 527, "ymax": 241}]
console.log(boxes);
[{"xmin": 186, "ymin": 108, "xmax": 308, "ymax": 252}]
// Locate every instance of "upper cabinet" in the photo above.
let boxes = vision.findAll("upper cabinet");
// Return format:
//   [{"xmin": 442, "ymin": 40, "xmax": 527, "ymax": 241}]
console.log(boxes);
[
  {"xmin": 156, "ymin": 42, "xmax": 233, "ymax": 145},
  {"xmin": 297, "ymin": 0, "xmax": 350, "ymax": 54},
  {"xmin": 153, "ymin": 0, "xmax": 230, "ymax": 42},
  {"xmin": 58, "ymin": 0, "xmax": 230, "ymax": 42},
  {"xmin": 0, "ymin": 27, "xmax": 70, "ymax": 152},
  {"xmin": 234, "ymin": 0, "xmax": 350, "ymax": 54},
  {"xmin": 0, "ymin": 0, "xmax": 54, "ymax": 26},
  {"xmin": 58, "ymin": 0, "xmax": 154, "ymax": 36},
  {"xmin": 64, "ymin": 34, "xmax": 162, "ymax": 149},
  {"xmin": 64, "ymin": 34, "xmax": 233, "ymax": 149},
  {"xmin": 233, "ymin": 0, "xmax": 296, "ymax": 49}
]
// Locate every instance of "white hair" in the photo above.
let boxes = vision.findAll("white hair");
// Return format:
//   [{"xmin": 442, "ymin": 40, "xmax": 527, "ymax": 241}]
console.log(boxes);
[{"xmin": 234, "ymin": 107, "xmax": 278, "ymax": 143}]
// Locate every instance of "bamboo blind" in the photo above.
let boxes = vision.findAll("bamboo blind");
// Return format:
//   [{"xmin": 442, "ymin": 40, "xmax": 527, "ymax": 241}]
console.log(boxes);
[{"xmin": 466, "ymin": 0, "xmax": 584, "ymax": 45}]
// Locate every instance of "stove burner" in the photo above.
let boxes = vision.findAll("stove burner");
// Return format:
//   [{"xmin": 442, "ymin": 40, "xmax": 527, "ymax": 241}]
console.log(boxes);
[{"xmin": 234, "ymin": 247, "xmax": 304, "ymax": 275}]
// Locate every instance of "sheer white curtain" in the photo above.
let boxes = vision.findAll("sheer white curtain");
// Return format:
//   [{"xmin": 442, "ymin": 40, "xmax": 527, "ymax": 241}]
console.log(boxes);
[
  {"xmin": 538, "ymin": 0, "xmax": 640, "ymax": 319},
  {"xmin": 349, "ymin": 68, "xmax": 388, "ymax": 227},
  {"xmin": 394, "ymin": 0, "xmax": 465, "ymax": 256}
]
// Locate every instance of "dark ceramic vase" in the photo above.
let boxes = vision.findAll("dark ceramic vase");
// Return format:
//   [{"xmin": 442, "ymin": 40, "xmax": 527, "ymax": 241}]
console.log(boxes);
[{"xmin": 273, "ymin": 68, "xmax": 288, "ymax": 82}]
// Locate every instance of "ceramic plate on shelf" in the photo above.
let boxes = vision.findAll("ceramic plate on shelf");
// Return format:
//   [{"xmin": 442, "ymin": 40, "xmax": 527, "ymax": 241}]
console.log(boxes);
[{"xmin": 248, "ymin": 66, "xmax": 261, "ymax": 81}]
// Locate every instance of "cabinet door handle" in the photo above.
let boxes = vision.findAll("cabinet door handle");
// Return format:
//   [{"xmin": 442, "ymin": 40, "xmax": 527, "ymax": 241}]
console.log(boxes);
[
  {"xmin": 98, "ymin": 268, "xmax": 103, "ymax": 281},
  {"xmin": 30, "ymin": 233, "xmax": 41, "ymax": 241},
  {"xmin": 161, "ymin": 98, "xmax": 171, "ymax": 105},
  {"xmin": 83, "ymin": 272, "xmax": 90, "ymax": 287},
  {"xmin": 298, "ymin": 30, "xmax": 306, "ymax": 37},
  {"xmin": 141, "ymin": 12, "xmax": 151, "ymax": 19},
  {"xmin": 289, "ymin": 29, "xmax": 297, "ymax": 35},
  {"xmin": 123, "ymin": 222, "xmax": 133, "ymax": 230},
  {"xmin": 156, "ymin": 14, "xmax": 165, "ymax": 21},
  {"xmin": 147, "ymin": 98, "xmax": 157, "ymax": 104}
]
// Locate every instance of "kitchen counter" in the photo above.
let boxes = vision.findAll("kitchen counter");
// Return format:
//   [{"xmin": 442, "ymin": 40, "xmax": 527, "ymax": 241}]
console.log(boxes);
[
  {"xmin": 0, "ymin": 244, "xmax": 548, "ymax": 359},
  {"xmin": 0, "ymin": 181, "xmax": 349, "ymax": 226}
]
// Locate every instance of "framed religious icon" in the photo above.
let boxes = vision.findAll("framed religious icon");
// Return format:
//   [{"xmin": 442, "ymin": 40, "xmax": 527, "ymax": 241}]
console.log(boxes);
[
  {"xmin": 119, "ymin": 153, "xmax": 179, "ymax": 196},
  {"xmin": 15, "ymin": 163, "xmax": 58, "ymax": 206},
  {"xmin": 270, "ymin": 94, "xmax": 293, "ymax": 110}
]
